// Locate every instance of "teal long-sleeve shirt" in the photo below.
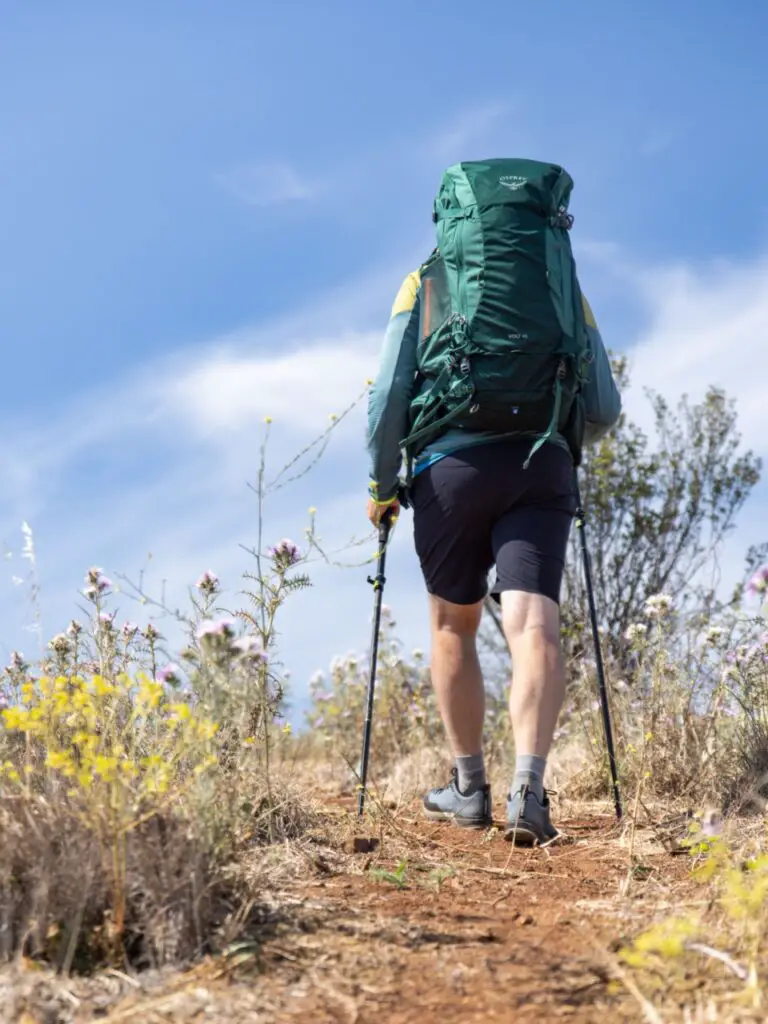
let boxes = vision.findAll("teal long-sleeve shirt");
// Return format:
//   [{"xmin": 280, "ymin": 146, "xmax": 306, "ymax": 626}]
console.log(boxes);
[{"xmin": 366, "ymin": 270, "xmax": 623, "ymax": 501}]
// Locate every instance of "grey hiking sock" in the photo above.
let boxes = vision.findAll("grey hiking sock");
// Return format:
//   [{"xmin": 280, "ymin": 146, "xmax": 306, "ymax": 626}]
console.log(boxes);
[
  {"xmin": 512, "ymin": 754, "xmax": 547, "ymax": 802},
  {"xmin": 455, "ymin": 753, "xmax": 486, "ymax": 795}
]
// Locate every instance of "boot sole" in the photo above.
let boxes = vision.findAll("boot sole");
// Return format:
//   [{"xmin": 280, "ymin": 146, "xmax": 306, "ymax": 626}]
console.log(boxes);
[
  {"xmin": 423, "ymin": 808, "xmax": 491, "ymax": 829},
  {"xmin": 503, "ymin": 822, "xmax": 559, "ymax": 846}
]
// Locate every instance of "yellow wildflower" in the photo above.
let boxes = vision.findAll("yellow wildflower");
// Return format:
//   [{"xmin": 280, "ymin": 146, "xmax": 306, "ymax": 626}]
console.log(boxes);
[
  {"xmin": 168, "ymin": 703, "xmax": 192, "ymax": 724},
  {"xmin": 2, "ymin": 707, "xmax": 29, "ymax": 731},
  {"xmin": 196, "ymin": 719, "xmax": 219, "ymax": 741},
  {"xmin": 91, "ymin": 676, "xmax": 115, "ymax": 697},
  {"xmin": 45, "ymin": 750, "xmax": 75, "ymax": 776},
  {"xmin": 53, "ymin": 691, "xmax": 70, "ymax": 713},
  {"xmin": 93, "ymin": 756, "xmax": 118, "ymax": 781},
  {"xmin": 137, "ymin": 679, "xmax": 163, "ymax": 711}
]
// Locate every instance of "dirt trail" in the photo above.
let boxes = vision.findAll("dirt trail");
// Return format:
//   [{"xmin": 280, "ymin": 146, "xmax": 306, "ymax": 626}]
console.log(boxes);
[
  {"xmin": 245, "ymin": 803, "xmax": 689, "ymax": 1023},
  {"xmin": 29, "ymin": 796, "xmax": 693, "ymax": 1024}
]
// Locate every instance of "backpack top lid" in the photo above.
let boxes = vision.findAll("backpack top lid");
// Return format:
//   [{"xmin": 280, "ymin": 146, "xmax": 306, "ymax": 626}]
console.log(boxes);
[{"xmin": 432, "ymin": 157, "xmax": 574, "ymax": 223}]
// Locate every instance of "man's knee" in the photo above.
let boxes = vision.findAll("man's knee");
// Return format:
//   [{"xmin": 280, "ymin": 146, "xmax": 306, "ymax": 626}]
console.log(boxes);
[
  {"xmin": 429, "ymin": 594, "xmax": 484, "ymax": 637},
  {"xmin": 500, "ymin": 590, "xmax": 561, "ymax": 648}
]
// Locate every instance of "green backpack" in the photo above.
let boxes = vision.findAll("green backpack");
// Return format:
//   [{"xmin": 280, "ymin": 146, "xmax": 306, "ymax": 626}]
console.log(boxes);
[{"xmin": 401, "ymin": 157, "xmax": 590, "ymax": 479}]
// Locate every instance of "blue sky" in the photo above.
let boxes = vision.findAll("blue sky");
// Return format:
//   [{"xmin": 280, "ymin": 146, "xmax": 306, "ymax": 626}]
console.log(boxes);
[{"xmin": 2, "ymin": 1, "xmax": 767, "ymax": 723}]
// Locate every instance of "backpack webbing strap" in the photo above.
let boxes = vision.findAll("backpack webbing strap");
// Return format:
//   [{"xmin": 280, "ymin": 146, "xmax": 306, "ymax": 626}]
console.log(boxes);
[{"xmin": 523, "ymin": 373, "xmax": 564, "ymax": 470}]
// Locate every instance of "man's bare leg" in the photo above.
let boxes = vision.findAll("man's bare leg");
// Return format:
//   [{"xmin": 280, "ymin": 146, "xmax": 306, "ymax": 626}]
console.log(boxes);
[
  {"xmin": 428, "ymin": 595, "xmax": 486, "ymax": 793},
  {"xmin": 501, "ymin": 589, "xmax": 566, "ymax": 806}
]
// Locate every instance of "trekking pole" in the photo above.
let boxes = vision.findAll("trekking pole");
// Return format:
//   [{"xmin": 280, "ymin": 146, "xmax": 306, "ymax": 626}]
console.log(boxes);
[
  {"xmin": 573, "ymin": 470, "xmax": 623, "ymax": 820},
  {"xmin": 357, "ymin": 508, "xmax": 394, "ymax": 819}
]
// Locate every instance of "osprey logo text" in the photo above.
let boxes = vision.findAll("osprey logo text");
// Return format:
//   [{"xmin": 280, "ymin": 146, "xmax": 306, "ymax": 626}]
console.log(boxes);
[{"xmin": 499, "ymin": 175, "xmax": 526, "ymax": 191}]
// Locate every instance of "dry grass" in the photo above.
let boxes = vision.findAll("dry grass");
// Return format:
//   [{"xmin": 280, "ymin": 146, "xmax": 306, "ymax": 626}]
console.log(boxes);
[{"xmin": 0, "ymin": 773, "xmax": 330, "ymax": 975}]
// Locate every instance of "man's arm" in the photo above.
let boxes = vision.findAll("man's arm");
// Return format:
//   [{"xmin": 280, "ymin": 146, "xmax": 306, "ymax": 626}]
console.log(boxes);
[
  {"xmin": 580, "ymin": 293, "xmax": 622, "ymax": 445},
  {"xmin": 366, "ymin": 270, "xmax": 421, "ymax": 501}
]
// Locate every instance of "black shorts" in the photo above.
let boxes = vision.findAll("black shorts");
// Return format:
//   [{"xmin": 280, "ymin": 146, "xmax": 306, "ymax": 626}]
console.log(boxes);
[{"xmin": 410, "ymin": 438, "xmax": 576, "ymax": 606}]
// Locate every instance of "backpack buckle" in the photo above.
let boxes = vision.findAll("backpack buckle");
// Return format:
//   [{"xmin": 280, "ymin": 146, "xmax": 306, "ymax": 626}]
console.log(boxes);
[{"xmin": 551, "ymin": 207, "xmax": 574, "ymax": 230}]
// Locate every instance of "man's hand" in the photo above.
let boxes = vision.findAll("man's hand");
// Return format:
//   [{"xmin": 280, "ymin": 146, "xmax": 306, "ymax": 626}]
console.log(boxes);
[{"xmin": 367, "ymin": 495, "xmax": 400, "ymax": 529}]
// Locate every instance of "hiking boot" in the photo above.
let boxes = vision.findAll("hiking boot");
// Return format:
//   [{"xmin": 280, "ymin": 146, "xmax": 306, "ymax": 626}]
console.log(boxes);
[
  {"xmin": 504, "ymin": 784, "xmax": 559, "ymax": 846},
  {"xmin": 422, "ymin": 767, "xmax": 492, "ymax": 829}
]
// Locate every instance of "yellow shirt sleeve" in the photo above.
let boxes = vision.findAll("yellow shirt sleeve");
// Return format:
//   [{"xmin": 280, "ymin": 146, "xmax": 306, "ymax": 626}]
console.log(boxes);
[
  {"xmin": 581, "ymin": 292, "xmax": 598, "ymax": 329},
  {"xmin": 390, "ymin": 270, "xmax": 421, "ymax": 318}
]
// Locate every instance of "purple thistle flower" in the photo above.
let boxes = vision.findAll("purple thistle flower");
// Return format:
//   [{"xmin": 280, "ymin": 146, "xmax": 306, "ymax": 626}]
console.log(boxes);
[
  {"xmin": 122, "ymin": 622, "xmax": 139, "ymax": 639},
  {"xmin": 157, "ymin": 663, "xmax": 182, "ymax": 685},
  {"xmin": 99, "ymin": 612, "xmax": 115, "ymax": 631},
  {"xmin": 196, "ymin": 618, "xmax": 236, "ymax": 641},
  {"xmin": 267, "ymin": 538, "xmax": 301, "ymax": 567},
  {"xmin": 9, "ymin": 651, "xmax": 27, "ymax": 673},
  {"xmin": 195, "ymin": 570, "xmax": 220, "ymax": 595},
  {"xmin": 232, "ymin": 634, "xmax": 268, "ymax": 663},
  {"xmin": 85, "ymin": 567, "xmax": 112, "ymax": 595},
  {"xmin": 48, "ymin": 633, "xmax": 71, "ymax": 654},
  {"xmin": 143, "ymin": 623, "xmax": 161, "ymax": 641},
  {"xmin": 747, "ymin": 565, "xmax": 768, "ymax": 597}
]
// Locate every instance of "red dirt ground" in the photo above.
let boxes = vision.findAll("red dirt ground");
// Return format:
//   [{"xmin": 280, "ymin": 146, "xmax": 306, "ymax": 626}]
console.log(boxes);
[
  {"xmin": 244, "ymin": 804, "xmax": 692, "ymax": 1023},
  {"xmin": 11, "ymin": 797, "xmax": 702, "ymax": 1024}
]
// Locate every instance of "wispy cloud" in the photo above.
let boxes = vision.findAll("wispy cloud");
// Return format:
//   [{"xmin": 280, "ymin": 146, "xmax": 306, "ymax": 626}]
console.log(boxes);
[
  {"xmin": 424, "ymin": 99, "xmax": 515, "ymax": 163},
  {"xmin": 216, "ymin": 159, "xmax": 319, "ymax": 207},
  {"xmin": 165, "ymin": 336, "xmax": 378, "ymax": 437},
  {"xmin": 213, "ymin": 99, "xmax": 519, "ymax": 226},
  {"xmin": 624, "ymin": 255, "xmax": 768, "ymax": 454},
  {"xmin": 619, "ymin": 253, "xmax": 768, "ymax": 594}
]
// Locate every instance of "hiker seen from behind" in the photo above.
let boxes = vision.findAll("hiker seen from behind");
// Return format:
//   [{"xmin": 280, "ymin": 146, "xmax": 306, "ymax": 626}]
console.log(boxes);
[{"xmin": 366, "ymin": 158, "xmax": 621, "ymax": 846}]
